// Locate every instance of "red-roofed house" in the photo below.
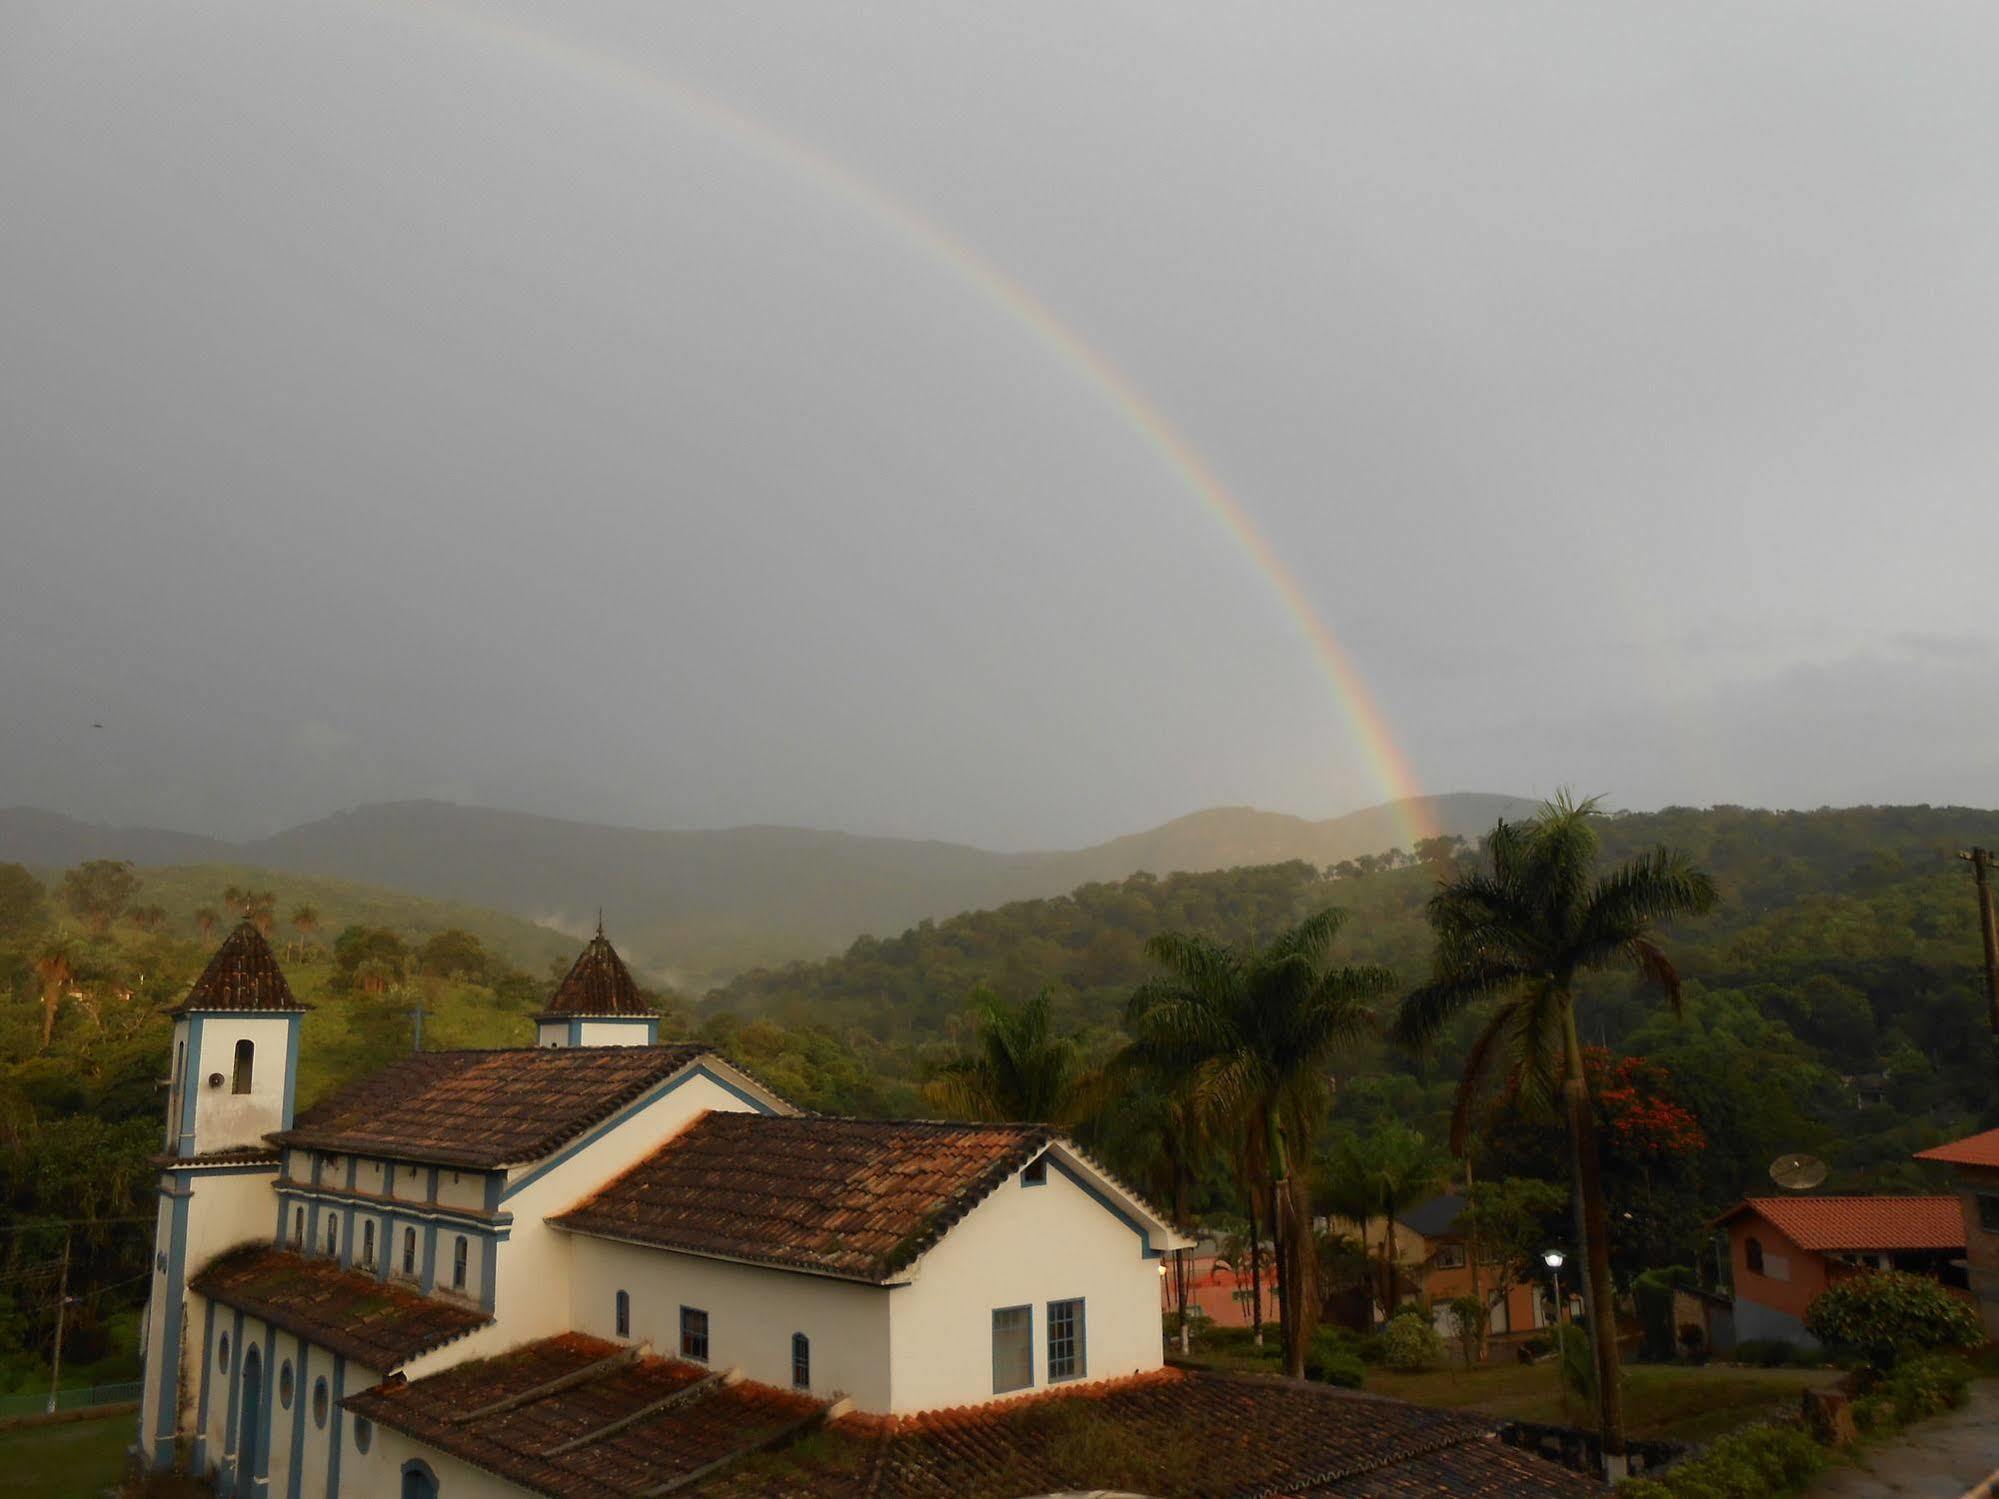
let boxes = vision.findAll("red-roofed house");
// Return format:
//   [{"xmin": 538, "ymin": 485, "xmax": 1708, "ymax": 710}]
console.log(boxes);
[
  {"xmin": 1916, "ymin": 1125, "xmax": 1999, "ymax": 1339},
  {"xmin": 1711, "ymin": 1196, "xmax": 1968, "ymax": 1346}
]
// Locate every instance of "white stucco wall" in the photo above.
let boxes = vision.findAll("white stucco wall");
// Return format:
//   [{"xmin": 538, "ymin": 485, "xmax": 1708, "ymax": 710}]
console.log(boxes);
[
  {"xmin": 371, "ymin": 1427, "xmax": 521, "ymax": 1499},
  {"xmin": 569, "ymin": 1237, "xmax": 892, "ymax": 1408},
  {"xmin": 576, "ymin": 1019, "xmax": 651, "ymax": 1046},
  {"xmin": 188, "ymin": 1014, "xmax": 295, "ymax": 1155},
  {"xmin": 887, "ymin": 1155, "xmax": 1165, "ymax": 1413}
]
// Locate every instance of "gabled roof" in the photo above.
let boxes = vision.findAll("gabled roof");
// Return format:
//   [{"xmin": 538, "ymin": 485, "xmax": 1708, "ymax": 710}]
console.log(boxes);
[
  {"xmin": 536, "ymin": 926, "xmax": 655, "ymax": 1020},
  {"xmin": 1712, "ymin": 1195, "xmax": 1965, "ymax": 1252},
  {"xmin": 348, "ymin": 1341, "xmax": 1595, "ymax": 1498},
  {"xmin": 1916, "ymin": 1126, "xmax": 1999, "ymax": 1170},
  {"xmin": 269, "ymin": 1044, "xmax": 724, "ymax": 1168},
  {"xmin": 555, "ymin": 1113, "xmax": 1078, "ymax": 1282},
  {"xmin": 192, "ymin": 1244, "xmax": 490, "ymax": 1370},
  {"xmin": 169, "ymin": 922, "xmax": 308, "ymax": 1016},
  {"xmin": 344, "ymin": 1333, "xmax": 827, "ymax": 1499}
]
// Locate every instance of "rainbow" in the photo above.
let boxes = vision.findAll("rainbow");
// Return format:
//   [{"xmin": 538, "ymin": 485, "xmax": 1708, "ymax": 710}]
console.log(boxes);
[{"xmin": 385, "ymin": 0, "xmax": 1436, "ymax": 849}]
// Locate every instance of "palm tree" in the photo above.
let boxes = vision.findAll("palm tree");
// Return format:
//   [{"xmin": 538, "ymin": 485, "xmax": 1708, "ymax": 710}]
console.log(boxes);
[
  {"xmin": 1126, "ymin": 909, "xmax": 1391, "ymax": 1379},
  {"xmin": 1393, "ymin": 793, "xmax": 1715, "ymax": 1479},
  {"xmin": 1320, "ymin": 1125, "xmax": 1450, "ymax": 1320},
  {"xmin": 289, "ymin": 904, "xmax": 320, "ymax": 963},
  {"xmin": 193, "ymin": 907, "xmax": 219, "ymax": 940},
  {"xmin": 923, "ymin": 986, "xmax": 1090, "ymax": 1126},
  {"xmin": 33, "ymin": 931, "xmax": 78, "ymax": 1050}
]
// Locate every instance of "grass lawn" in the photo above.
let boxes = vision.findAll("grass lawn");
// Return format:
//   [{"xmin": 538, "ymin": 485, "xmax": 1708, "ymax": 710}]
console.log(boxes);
[
  {"xmin": 1365, "ymin": 1362, "xmax": 1836, "ymax": 1444},
  {"xmin": 0, "ymin": 1410, "xmax": 135, "ymax": 1499}
]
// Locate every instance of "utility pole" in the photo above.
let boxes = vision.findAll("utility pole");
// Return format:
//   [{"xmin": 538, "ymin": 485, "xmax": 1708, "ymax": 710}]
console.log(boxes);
[
  {"xmin": 46, "ymin": 1230, "xmax": 70, "ymax": 1415},
  {"xmin": 1956, "ymin": 848, "xmax": 1999, "ymax": 1034}
]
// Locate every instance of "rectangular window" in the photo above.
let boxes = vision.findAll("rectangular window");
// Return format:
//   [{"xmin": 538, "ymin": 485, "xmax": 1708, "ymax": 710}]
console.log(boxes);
[
  {"xmin": 402, "ymin": 1227, "xmax": 417, "ymax": 1276},
  {"xmin": 1047, "ymin": 1298, "xmax": 1086, "ymax": 1383},
  {"xmin": 1979, "ymin": 1194, "xmax": 1999, "ymax": 1234},
  {"xmin": 992, "ymin": 1305, "xmax": 1032, "ymax": 1394},
  {"xmin": 680, "ymin": 1307, "xmax": 709, "ymax": 1362},
  {"xmin": 792, "ymin": 1332, "xmax": 810, "ymax": 1390},
  {"xmin": 361, "ymin": 1220, "xmax": 376, "ymax": 1270},
  {"xmin": 1434, "ymin": 1245, "xmax": 1467, "ymax": 1270}
]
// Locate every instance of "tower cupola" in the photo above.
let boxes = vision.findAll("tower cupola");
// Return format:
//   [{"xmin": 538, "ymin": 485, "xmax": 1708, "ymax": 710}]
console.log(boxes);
[
  {"xmin": 164, "ymin": 921, "xmax": 310, "ymax": 1157},
  {"xmin": 534, "ymin": 922, "xmax": 659, "ymax": 1047}
]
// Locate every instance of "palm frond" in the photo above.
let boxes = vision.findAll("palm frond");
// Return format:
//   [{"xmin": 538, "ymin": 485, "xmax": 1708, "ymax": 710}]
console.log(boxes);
[
  {"xmin": 1447, "ymin": 998, "xmax": 1522, "ymax": 1156},
  {"xmin": 1393, "ymin": 957, "xmax": 1533, "ymax": 1050}
]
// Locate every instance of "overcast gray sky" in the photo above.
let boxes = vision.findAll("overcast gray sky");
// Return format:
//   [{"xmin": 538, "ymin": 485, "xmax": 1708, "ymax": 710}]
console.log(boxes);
[{"xmin": 6, "ymin": 1, "xmax": 1999, "ymax": 848}]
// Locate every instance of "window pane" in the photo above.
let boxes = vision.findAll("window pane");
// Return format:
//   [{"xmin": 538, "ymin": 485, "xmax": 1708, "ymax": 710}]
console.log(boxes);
[
  {"xmin": 792, "ymin": 1333, "xmax": 810, "ymax": 1389},
  {"xmin": 681, "ymin": 1307, "xmax": 709, "ymax": 1362},
  {"xmin": 1047, "ymin": 1298, "xmax": 1085, "ymax": 1382},
  {"xmin": 992, "ymin": 1306, "xmax": 1032, "ymax": 1393},
  {"xmin": 1979, "ymin": 1195, "xmax": 1999, "ymax": 1234}
]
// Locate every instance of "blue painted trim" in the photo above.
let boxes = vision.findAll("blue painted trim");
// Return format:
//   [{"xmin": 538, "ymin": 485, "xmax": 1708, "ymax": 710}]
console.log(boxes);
[
  {"xmin": 325, "ymin": 1356, "xmax": 345, "ymax": 1499},
  {"xmin": 426, "ymin": 1166, "xmax": 439, "ymax": 1203},
  {"xmin": 222, "ymin": 1308, "xmax": 244, "ymax": 1484},
  {"xmin": 645, "ymin": 1018, "xmax": 660, "ymax": 1044},
  {"xmin": 420, "ymin": 1223, "xmax": 437, "ymax": 1294},
  {"xmin": 567, "ymin": 1018, "xmax": 582, "ymax": 1046},
  {"xmin": 281, "ymin": 1014, "xmax": 301, "ymax": 1130},
  {"xmin": 176, "ymin": 1017, "xmax": 204, "ymax": 1156},
  {"xmin": 338, "ymin": 1207, "xmax": 356, "ymax": 1270},
  {"xmin": 483, "ymin": 1173, "xmax": 503, "ymax": 1213},
  {"xmin": 152, "ymin": 1188, "xmax": 194, "ymax": 1463},
  {"xmin": 480, "ymin": 1235, "xmax": 497, "ymax": 1310},
  {"xmin": 345, "ymin": 1157, "xmax": 358, "ymax": 1191},
  {"xmin": 287, "ymin": 1340, "xmax": 308, "ymax": 1499},
  {"xmin": 1048, "ymin": 1157, "xmax": 1162, "ymax": 1259},
  {"xmin": 500, "ymin": 1063, "xmax": 776, "ymax": 1203}
]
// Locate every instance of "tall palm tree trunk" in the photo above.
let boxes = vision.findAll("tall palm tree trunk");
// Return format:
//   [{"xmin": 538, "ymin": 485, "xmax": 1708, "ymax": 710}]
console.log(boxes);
[
  {"xmin": 1561, "ymin": 1003, "xmax": 1627, "ymax": 1478},
  {"xmin": 1245, "ymin": 1189, "xmax": 1265, "ymax": 1347}
]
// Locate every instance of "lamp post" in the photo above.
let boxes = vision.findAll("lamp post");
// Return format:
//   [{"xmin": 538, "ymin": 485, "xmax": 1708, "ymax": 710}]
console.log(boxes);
[{"xmin": 1543, "ymin": 1249, "xmax": 1569, "ymax": 1427}]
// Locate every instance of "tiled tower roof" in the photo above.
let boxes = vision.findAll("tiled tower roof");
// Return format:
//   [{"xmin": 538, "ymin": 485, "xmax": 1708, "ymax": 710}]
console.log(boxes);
[
  {"xmin": 169, "ymin": 921, "xmax": 307, "ymax": 1017},
  {"xmin": 536, "ymin": 925, "xmax": 655, "ymax": 1019}
]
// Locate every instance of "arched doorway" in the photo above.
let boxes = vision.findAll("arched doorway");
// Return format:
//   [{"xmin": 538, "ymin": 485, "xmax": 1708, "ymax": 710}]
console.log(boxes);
[
  {"xmin": 237, "ymin": 1345, "xmax": 263, "ymax": 1497},
  {"xmin": 402, "ymin": 1458, "xmax": 441, "ymax": 1498}
]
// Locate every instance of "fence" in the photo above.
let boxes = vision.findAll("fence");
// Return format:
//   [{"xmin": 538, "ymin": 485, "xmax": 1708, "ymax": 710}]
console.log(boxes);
[{"xmin": 0, "ymin": 1380, "xmax": 142, "ymax": 1420}]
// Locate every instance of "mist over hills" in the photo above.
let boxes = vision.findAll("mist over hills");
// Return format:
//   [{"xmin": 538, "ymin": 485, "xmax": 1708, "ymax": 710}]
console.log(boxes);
[{"xmin": 0, "ymin": 793, "xmax": 1532, "ymax": 986}]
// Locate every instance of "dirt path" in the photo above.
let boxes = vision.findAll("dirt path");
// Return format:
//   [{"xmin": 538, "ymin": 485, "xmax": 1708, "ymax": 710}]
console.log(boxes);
[{"xmin": 1803, "ymin": 1381, "xmax": 1999, "ymax": 1499}]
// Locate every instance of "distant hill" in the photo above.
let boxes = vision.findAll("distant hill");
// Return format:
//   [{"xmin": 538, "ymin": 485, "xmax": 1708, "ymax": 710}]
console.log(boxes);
[{"xmin": 0, "ymin": 793, "xmax": 1531, "ymax": 986}]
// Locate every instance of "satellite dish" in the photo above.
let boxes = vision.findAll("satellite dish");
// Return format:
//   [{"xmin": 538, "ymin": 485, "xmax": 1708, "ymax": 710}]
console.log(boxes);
[{"xmin": 1770, "ymin": 1154, "xmax": 1828, "ymax": 1191}]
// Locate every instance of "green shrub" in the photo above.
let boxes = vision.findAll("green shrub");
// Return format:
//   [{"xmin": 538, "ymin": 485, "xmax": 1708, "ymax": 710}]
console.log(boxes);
[
  {"xmin": 1380, "ymin": 1314, "xmax": 1446, "ymax": 1371},
  {"xmin": 1879, "ymin": 1351, "xmax": 1974, "ymax": 1424},
  {"xmin": 1804, "ymin": 1272, "xmax": 1983, "ymax": 1371},
  {"xmin": 1304, "ymin": 1336, "xmax": 1366, "ymax": 1388},
  {"xmin": 1614, "ymin": 1423, "xmax": 1825, "ymax": 1499}
]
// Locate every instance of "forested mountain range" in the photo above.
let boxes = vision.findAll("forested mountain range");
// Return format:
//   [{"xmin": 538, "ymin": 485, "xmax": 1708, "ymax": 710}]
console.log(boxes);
[{"xmin": 0, "ymin": 793, "xmax": 1531, "ymax": 986}]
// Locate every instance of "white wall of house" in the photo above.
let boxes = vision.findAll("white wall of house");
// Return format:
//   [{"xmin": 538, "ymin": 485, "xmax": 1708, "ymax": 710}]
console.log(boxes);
[
  {"xmin": 187, "ymin": 1014, "xmax": 295, "ymax": 1155},
  {"xmin": 569, "ymin": 1236, "xmax": 892, "ymax": 1408},
  {"xmin": 887, "ymin": 1155, "xmax": 1165, "ymax": 1413},
  {"xmin": 369, "ymin": 1428, "xmax": 520, "ymax": 1499}
]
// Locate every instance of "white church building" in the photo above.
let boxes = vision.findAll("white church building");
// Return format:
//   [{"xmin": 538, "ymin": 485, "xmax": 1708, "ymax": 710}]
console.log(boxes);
[{"xmin": 138, "ymin": 922, "xmax": 1189, "ymax": 1498}]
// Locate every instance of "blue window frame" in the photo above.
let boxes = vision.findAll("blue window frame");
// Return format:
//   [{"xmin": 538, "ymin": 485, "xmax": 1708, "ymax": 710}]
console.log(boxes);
[
  {"xmin": 1047, "ymin": 1298, "xmax": 1086, "ymax": 1382},
  {"xmin": 680, "ymin": 1306, "xmax": 709, "ymax": 1362},
  {"xmin": 791, "ymin": 1332, "xmax": 810, "ymax": 1390},
  {"xmin": 616, "ymin": 1290, "xmax": 631, "ymax": 1338},
  {"xmin": 992, "ymin": 1305, "xmax": 1032, "ymax": 1393}
]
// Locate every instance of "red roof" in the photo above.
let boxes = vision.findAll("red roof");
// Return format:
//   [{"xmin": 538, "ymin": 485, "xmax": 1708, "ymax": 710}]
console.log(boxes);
[
  {"xmin": 1916, "ymin": 1126, "xmax": 1999, "ymax": 1170},
  {"xmin": 170, "ymin": 922, "xmax": 307, "ymax": 1016},
  {"xmin": 1717, "ymin": 1196, "xmax": 1965, "ymax": 1252},
  {"xmin": 536, "ymin": 928, "xmax": 655, "ymax": 1020}
]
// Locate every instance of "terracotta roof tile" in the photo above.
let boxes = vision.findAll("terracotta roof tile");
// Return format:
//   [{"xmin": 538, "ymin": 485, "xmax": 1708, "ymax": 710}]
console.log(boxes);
[
  {"xmin": 270, "ymin": 1045, "xmax": 715, "ymax": 1168},
  {"xmin": 170, "ymin": 922, "xmax": 306, "ymax": 1016},
  {"xmin": 192, "ymin": 1244, "xmax": 490, "ymax": 1370},
  {"xmin": 553, "ymin": 1113, "xmax": 1050, "ymax": 1281},
  {"xmin": 538, "ymin": 930, "xmax": 655, "ymax": 1020},
  {"xmin": 1718, "ymin": 1195, "xmax": 1966, "ymax": 1252},
  {"xmin": 700, "ymin": 1368, "xmax": 1599, "ymax": 1498},
  {"xmin": 344, "ymin": 1333, "xmax": 827, "ymax": 1498},
  {"xmin": 1916, "ymin": 1126, "xmax": 1999, "ymax": 1170}
]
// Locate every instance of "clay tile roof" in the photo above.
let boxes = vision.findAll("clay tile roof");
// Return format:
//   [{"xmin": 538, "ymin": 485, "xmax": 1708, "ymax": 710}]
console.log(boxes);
[
  {"xmin": 343, "ymin": 1333, "xmax": 827, "ymax": 1498},
  {"xmin": 1719, "ymin": 1195, "xmax": 1966, "ymax": 1252},
  {"xmin": 698, "ymin": 1369, "xmax": 1600, "ymax": 1498},
  {"xmin": 192, "ymin": 1244, "xmax": 489, "ymax": 1370},
  {"xmin": 169, "ymin": 922, "xmax": 307, "ymax": 1016},
  {"xmin": 537, "ymin": 928, "xmax": 654, "ymax": 1019},
  {"xmin": 269, "ymin": 1044, "xmax": 715, "ymax": 1168},
  {"xmin": 1916, "ymin": 1126, "xmax": 1999, "ymax": 1170},
  {"xmin": 554, "ymin": 1113, "xmax": 1052, "ymax": 1282}
]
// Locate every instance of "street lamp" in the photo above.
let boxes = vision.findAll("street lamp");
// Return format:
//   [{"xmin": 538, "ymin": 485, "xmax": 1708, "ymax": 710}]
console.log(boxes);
[
  {"xmin": 1541, "ymin": 1248, "xmax": 1567, "ymax": 1325},
  {"xmin": 1542, "ymin": 1249, "xmax": 1569, "ymax": 1426}
]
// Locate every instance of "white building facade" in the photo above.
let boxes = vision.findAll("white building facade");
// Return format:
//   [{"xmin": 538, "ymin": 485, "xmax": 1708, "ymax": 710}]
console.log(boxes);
[{"xmin": 138, "ymin": 924, "xmax": 1186, "ymax": 1499}]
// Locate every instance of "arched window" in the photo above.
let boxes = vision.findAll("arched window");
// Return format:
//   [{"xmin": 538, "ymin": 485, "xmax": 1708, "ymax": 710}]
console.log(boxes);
[
  {"xmin": 232, "ymin": 1038, "xmax": 254, "ymax": 1095},
  {"xmin": 324, "ymin": 1217, "xmax": 338, "ymax": 1257},
  {"xmin": 401, "ymin": 1459, "xmax": 441, "ymax": 1499},
  {"xmin": 279, "ymin": 1361, "xmax": 294, "ymax": 1410},
  {"xmin": 292, "ymin": 1207, "xmax": 304, "ymax": 1248},
  {"xmin": 354, "ymin": 1417, "xmax": 373, "ymax": 1454},
  {"xmin": 403, "ymin": 1227, "xmax": 417, "ymax": 1276},
  {"xmin": 792, "ymin": 1333, "xmax": 810, "ymax": 1390},
  {"xmin": 452, "ymin": 1236, "xmax": 468, "ymax": 1291},
  {"xmin": 361, "ymin": 1219, "xmax": 376, "ymax": 1270},
  {"xmin": 615, "ymin": 1290, "xmax": 630, "ymax": 1338},
  {"xmin": 218, "ymin": 1332, "xmax": 231, "ymax": 1372},
  {"xmin": 313, "ymin": 1377, "xmax": 329, "ymax": 1429},
  {"xmin": 1745, "ymin": 1237, "xmax": 1765, "ymax": 1274}
]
